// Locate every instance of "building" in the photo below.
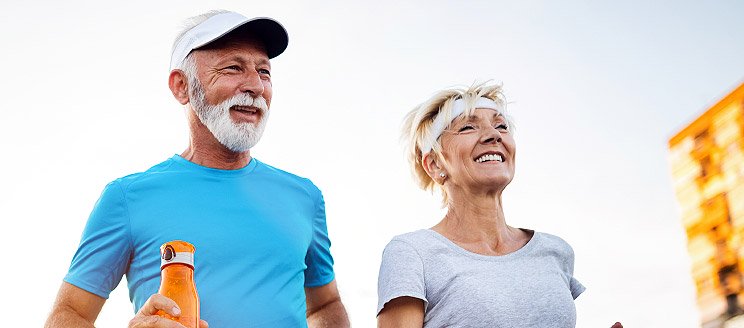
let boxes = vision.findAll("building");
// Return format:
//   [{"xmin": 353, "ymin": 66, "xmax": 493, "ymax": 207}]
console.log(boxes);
[{"xmin": 669, "ymin": 82, "xmax": 744, "ymax": 328}]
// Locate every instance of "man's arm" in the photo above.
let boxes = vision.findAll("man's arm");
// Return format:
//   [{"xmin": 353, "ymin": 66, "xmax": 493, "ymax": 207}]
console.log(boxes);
[
  {"xmin": 305, "ymin": 279, "xmax": 350, "ymax": 328},
  {"xmin": 45, "ymin": 282, "xmax": 105, "ymax": 328},
  {"xmin": 46, "ymin": 283, "xmax": 206, "ymax": 328}
]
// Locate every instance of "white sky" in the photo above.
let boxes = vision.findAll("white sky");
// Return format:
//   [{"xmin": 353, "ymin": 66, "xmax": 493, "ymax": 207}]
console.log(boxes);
[{"xmin": 2, "ymin": 1, "xmax": 744, "ymax": 327}]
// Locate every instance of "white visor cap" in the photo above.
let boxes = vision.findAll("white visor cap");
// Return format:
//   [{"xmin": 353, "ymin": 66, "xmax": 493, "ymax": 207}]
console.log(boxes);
[{"xmin": 170, "ymin": 11, "xmax": 289, "ymax": 71}]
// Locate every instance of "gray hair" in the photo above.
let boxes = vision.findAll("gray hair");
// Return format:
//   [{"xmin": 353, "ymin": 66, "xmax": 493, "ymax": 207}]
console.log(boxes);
[
  {"xmin": 401, "ymin": 81, "xmax": 513, "ymax": 205},
  {"xmin": 181, "ymin": 53, "xmax": 198, "ymax": 91}
]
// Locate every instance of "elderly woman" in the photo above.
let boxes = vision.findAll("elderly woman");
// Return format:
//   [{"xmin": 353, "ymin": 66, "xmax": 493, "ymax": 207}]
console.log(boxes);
[{"xmin": 376, "ymin": 82, "xmax": 611, "ymax": 328}]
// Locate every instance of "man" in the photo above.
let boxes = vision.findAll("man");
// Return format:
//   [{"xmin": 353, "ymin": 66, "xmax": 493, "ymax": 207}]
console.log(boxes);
[{"xmin": 45, "ymin": 10, "xmax": 350, "ymax": 328}]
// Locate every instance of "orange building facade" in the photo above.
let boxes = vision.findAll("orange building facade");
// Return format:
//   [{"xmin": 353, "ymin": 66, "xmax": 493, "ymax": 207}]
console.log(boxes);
[{"xmin": 669, "ymin": 82, "xmax": 744, "ymax": 328}]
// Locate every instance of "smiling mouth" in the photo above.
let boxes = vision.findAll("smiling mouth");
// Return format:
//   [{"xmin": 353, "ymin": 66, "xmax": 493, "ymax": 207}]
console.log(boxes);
[
  {"xmin": 475, "ymin": 153, "xmax": 504, "ymax": 163},
  {"xmin": 230, "ymin": 105, "xmax": 260, "ymax": 114}
]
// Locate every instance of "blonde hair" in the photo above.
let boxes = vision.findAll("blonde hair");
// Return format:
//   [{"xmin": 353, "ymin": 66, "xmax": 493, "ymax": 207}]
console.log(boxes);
[{"xmin": 401, "ymin": 81, "xmax": 511, "ymax": 204}]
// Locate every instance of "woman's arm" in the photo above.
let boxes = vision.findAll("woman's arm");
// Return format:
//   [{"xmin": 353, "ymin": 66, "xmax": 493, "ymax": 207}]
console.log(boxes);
[{"xmin": 377, "ymin": 296, "xmax": 424, "ymax": 328}]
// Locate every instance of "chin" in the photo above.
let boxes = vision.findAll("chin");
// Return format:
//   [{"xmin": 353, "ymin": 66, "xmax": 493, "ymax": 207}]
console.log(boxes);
[{"xmin": 481, "ymin": 176, "xmax": 513, "ymax": 188}]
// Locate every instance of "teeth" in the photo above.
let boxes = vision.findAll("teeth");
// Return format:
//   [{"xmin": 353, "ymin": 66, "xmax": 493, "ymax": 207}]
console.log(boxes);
[
  {"xmin": 475, "ymin": 154, "xmax": 503, "ymax": 163},
  {"xmin": 233, "ymin": 106, "xmax": 256, "ymax": 112}
]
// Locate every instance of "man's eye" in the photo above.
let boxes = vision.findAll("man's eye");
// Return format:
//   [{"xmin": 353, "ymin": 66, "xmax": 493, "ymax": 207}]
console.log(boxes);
[
  {"xmin": 258, "ymin": 68, "xmax": 271, "ymax": 76},
  {"xmin": 224, "ymin": 65, "xmax": 241, "ymax": 71},
  {"xmin": 496, "ymin": 124, "xmax": 509, "ymax": 131}
]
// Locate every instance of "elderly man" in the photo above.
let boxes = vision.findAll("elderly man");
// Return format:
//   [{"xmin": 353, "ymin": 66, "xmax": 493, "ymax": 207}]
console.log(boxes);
[{"xmin": 45, "ymin": 10, "xmax": 349, "ymax": 328}]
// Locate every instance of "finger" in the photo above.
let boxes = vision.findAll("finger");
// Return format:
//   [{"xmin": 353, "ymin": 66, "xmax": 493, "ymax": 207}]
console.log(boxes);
[
  {"xmin": 129, "ymin": 315, "xmax": 188, "ymax": 328},
  {"xmin": 138, "ymin": 294, "xmax": 181, "ymax": 317},
  {"xmin": 611, "ymin": 322, "xmax": 623, "ymax": 328},
  {"xmin": 200, "ymin": 319, "xmax": 209, "ymax": 328}
]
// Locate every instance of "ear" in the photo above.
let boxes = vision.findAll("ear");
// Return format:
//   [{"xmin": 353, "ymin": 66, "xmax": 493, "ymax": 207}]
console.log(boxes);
[
  {"xmin": 169, "ymin": 70, "xmax": 190, "ymax": 105},
  {"xmin": 422, "ymin": 152, "xmax": 446, "ymax": 184}
]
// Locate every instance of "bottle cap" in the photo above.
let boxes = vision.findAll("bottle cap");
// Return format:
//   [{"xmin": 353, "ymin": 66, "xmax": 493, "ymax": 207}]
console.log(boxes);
[{"xmin": 160, "ymin": 240, "xmax": 195, "ymax": 269}]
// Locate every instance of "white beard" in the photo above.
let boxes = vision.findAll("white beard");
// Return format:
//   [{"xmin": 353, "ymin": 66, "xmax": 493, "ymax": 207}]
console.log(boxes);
[{"xmin": 188, "ymin": 79, "xmax": 269, "ymax": 153}]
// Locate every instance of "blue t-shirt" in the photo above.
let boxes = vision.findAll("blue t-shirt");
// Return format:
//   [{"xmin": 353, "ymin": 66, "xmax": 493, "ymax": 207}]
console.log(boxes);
[{"xmin": 64, "ymin": 155, "xmax": 335, "ymax": 327}]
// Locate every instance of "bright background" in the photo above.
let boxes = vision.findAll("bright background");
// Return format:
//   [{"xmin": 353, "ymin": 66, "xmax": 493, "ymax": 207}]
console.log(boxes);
[{"xmin": 2, "ymin": 1, "xmax": 744, "ymax": 327}]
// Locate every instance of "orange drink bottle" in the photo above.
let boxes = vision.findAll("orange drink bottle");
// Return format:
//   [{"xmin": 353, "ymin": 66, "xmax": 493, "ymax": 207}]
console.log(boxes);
[{"xmin": 156, "ymin": 240, "xmax": 200, "ymax": 328}]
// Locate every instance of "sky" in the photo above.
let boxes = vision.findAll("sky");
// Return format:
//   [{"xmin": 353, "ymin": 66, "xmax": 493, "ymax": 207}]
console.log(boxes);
[{"xmin": 1, "ymin": 1, "xmax": 744, "ymax": 327}]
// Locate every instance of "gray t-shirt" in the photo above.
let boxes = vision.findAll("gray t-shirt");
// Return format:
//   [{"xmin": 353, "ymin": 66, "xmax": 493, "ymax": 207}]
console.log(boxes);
[{"xmin": 377, "ymin": 229, "xmax": 585, "ymax": 327}]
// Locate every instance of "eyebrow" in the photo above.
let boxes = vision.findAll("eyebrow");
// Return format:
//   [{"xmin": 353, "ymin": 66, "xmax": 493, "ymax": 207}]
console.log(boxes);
[
  {"xmin": 254, "ymin": 57, "xmax": 271, "ymax": 68},
  {"xmin": 458, "ymin": 112, "xmax": 504, "ymax": 122},
  {"xmin": 220, "ymin": 56, "xmax": 271, "ymax": 68}
]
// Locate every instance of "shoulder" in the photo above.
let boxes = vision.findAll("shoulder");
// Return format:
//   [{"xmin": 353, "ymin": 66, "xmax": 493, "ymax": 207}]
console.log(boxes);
[
  {"xmin": 254, "ymin": 160, "xmax": 313, "ymax": 182},
  {"xmin": 108, "ymin": 157, "xmax": 178, "ymax": 191},
  {"xmin": 253, "ymin": 159, "xmax": 322, "ymax": 195},
  {"xmin": 379, "ymin": 231, "xmax": 435, "ymax": 275},
  {"xmin": 532, "ymin": 231, "xmax": 577, "ymax": 268},
  {"xmin": 536, "ymin": 232, "xmax": 575, "ymax": 253},
  {"xmin": 392, "ymin": 229, "xmax": 437, "ymax": 244},
  {"xmin": 383, "ymin": 230, "xmax": 439, "ymax": 256}
]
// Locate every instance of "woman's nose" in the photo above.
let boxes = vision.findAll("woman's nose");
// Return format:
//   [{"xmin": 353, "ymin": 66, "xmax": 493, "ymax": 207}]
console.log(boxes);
[{"xmin": 480, "ymin": 125, "xmax": 502, "ymax": 144}]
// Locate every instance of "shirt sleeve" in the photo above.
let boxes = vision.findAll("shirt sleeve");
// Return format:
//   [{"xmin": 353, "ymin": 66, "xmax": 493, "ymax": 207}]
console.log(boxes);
[
  {"xmin": 377, "ymin": 239, "xmax": 428, "ymax": 315},
  {"xmin": 562, "ymin": 238, "xmax": 585, "ymax": 300},
  {"xmin": 570, "ymin": 276, "xmax": 586, "ymax": 300},
  {"xmin": 303, "ymin": 185, "xmax": 335, "ymax": 287},
  {"xmin": 63, "ymin": 180, "xmax": 133, "ymax": 299}
]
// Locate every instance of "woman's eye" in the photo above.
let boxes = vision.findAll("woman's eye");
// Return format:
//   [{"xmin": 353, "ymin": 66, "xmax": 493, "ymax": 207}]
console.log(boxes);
[
  {"xmin": 496, "ymin": 124, "xmax": 509, "ymax": 130},
  {"xmin": 458, "ymin": 125, "xmax": 475, "ymax": 132}
]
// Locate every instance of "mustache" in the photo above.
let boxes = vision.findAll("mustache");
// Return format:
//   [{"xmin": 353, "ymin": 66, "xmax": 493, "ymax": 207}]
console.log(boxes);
[{"xmin": 220, "ymin": 93, "xmax": 269, "ymax": 113}]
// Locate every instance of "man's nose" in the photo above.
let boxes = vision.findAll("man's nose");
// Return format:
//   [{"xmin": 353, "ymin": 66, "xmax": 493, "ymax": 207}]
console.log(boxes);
[{"xmin": 238, "ymin": 70, "xmax": 264, "ymax": 97}]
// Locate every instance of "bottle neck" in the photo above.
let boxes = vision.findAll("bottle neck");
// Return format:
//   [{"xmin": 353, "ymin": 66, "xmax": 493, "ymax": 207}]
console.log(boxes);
[{"xmin": 161, "ymin": 263, "xmax": 194, "ymax": 280}]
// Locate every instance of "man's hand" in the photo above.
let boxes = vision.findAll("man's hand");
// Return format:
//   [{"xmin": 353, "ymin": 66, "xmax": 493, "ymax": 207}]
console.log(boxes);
[{"xmin": 128, "ymin": 294, "xmax": 209, "ymax": 328}]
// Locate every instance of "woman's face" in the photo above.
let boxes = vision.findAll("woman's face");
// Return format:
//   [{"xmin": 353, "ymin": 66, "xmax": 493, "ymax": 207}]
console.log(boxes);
[{"xmin": 437, "ymin": 107, "xmax": 516, "ymax": 193}]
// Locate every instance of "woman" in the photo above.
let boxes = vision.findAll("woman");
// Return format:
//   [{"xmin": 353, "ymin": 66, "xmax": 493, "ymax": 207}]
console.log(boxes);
[{"xmin": 377, "ymin": 82, "xmax": 619, "ymax": 327}]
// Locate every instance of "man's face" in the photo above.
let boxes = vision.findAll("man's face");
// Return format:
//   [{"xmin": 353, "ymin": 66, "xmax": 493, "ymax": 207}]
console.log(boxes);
[{"xmin": 187, "ymin": 39, "xmax": 273, "ymax": 152}]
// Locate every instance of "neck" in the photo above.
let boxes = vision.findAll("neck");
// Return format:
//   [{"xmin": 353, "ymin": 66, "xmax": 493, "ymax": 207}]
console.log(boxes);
[
  {"xmin": 434, "ymin": 186, "xmax": 528, "ymax": 255},
  {"xmin": 180, "ymin": 147, "xmax": 251, "ymax": 170},
  {"xmin": 182, "ymin": 109, "xmax": 252, "ymax": 170},
  {"xmin": 439, "ymin": 188, "xmax": 510, "ymax": 239}
]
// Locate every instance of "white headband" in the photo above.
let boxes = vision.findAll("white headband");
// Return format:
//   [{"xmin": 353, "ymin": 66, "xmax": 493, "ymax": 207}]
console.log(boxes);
[
  {"xmin": 419, "ymin": 97, "xmax": 503, "ymax": 154},
  {"xmin": 170, "ymin": 12, "xmax": 288, "ymax": 71}
]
